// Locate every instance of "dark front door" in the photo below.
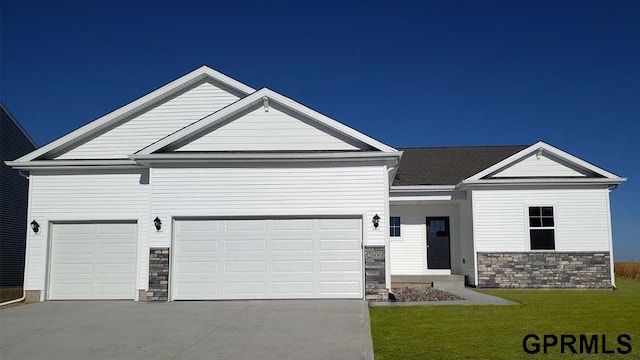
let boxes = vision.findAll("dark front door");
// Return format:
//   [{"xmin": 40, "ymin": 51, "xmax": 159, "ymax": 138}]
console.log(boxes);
[{"xmin": 426, "ymin": 217, "xmax": 451, "ymax": 269}]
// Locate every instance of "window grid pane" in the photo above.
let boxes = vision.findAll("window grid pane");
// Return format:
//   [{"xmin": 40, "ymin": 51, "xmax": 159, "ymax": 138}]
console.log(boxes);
[{"xmin": 390, "ymin": 216, "xmax": 401, "ymax": 237}]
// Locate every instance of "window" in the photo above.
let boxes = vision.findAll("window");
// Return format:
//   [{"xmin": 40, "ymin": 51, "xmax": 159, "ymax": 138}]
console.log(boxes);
[
  {"xmin": 390, "ymin": 216, "xmax": 401, "ymax": 237},
  {"xmin": 528, "ymin": 206, "xmax": 555, "ymax": 250}
]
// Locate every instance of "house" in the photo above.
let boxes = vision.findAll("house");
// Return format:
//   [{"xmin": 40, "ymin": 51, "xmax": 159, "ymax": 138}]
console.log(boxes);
[
  {"xmin": 6, "ymin": 66, "xmax": 626, "ymax": 302},
  {"xmin": 1, "ymin": 103, "xmax": 37, "ymax": 299}
]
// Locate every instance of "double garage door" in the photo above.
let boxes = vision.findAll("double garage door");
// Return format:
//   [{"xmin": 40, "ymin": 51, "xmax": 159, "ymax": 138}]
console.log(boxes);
[
  {"xmin": 48, "ymin": 218, "xmax": 363, "ymax": 300},
  {"xmin": 173, "ymin": 218, "xmax": 363, "ymax": 300}
]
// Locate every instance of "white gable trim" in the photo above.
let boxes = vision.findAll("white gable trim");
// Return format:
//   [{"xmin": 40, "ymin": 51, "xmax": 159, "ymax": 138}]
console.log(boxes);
[
  {"xmin": 463, "ymin": 141, "xmax": 624, "ymax": 183},
  {"xmin": 13, "ymin": 66, "xmax": 255, "ymax": 163},
  {"xmin": 137, "ymin": 88, "xmax": 397, "ymax": 154}
]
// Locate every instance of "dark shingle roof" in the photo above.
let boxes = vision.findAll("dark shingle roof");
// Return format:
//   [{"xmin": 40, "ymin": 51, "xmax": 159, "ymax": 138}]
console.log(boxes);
[{"xmin": 393, "ymin": 145, "xmax": 529, "ymax": 186}]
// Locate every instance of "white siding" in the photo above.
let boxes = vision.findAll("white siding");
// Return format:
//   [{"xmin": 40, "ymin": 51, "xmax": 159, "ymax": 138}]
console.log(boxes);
[
  {"xmin": 176, "ymin": 106, "xmax": 361, "ymax": 152},
  {"xmin": 389, "ymin": 204, "xmax": 459, "ymax": 275},
  {"xmin": 26, "ymin": 171, "xmax": 150, "ymax": 297},
  {"xmin": 492, "ymin": 153, "xmax": 587, "ymax": 178},
  {"xmin": 458, "ymin": 196, "xmax": 475, "ymax": 284},
  {"xmin": 56, "ymin": 82, "xmax": 239, "ymax": 159},
  {"xmin": 149, "ymin": 165, "xmax": 386, "ymax": 248},
  {"xmin": 472, "ymin": 187, "xmax": 611, "ymax": 252}
]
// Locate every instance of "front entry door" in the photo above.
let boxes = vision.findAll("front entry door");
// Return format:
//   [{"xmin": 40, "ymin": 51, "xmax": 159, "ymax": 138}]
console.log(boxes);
[{"xmin": 426, "ymin": 217, "xmax": 451, "ymax": 269}]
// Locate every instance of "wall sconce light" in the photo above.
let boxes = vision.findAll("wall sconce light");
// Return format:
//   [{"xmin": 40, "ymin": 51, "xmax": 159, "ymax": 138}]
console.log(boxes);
[
  {"xmin": 153, "ymin": 217, "xmax": 162, "ymax": 231},
  {"xmin": 30, "ymin": 220, "xmax": 40, "ymax": 233},
  {"xmin": 372, "ymin": 214, "xmax": 380, "ymax": 229}
]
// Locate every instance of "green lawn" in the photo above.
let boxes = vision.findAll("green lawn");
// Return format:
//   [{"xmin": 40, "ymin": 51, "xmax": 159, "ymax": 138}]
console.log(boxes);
[{"xmin": 369, "ymin": 279, "xmax": 640, "ymax": 359}]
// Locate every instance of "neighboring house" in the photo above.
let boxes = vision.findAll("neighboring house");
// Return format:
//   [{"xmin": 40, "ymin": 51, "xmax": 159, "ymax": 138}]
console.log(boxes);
[
  {"xmin": 1, "ymin": 103, "xmax": 37, "ymax": 294},
  {"xmin": 6, "ymin": 66, "xmax": 625, "ymax": 303}
]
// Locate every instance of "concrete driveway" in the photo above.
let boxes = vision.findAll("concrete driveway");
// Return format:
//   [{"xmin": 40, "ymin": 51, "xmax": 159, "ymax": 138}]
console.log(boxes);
[{"xmin": 0, "ymin": 300, "xmax": 373, "ymax": 360}]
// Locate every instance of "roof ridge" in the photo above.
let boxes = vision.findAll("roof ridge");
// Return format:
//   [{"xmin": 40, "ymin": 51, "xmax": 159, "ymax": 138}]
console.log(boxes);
[{"xmin": 398, "ymin": 144, "xmax": 529, "ymax": 150}]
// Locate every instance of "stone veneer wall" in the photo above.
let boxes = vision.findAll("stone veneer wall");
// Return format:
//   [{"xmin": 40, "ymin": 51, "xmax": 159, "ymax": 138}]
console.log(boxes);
[
  {"xmin": 364, "ymin": 246, "xmax": 388, "ymax": 301},
  {"xmin": 477, "ymin": 252, "xmax": 612, "ymax": 288},
  {"xmin": 147, "ymin": 248, "xmax": 170, "ymax": 301}
]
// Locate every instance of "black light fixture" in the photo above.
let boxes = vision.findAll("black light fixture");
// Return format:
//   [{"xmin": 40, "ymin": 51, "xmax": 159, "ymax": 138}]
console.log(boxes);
[
  {"xmin": 153, "ymin": 217, "xmax": 162, "ymax": 231},
  {"xmin": 372, "ymin": 214, "xmax": 380, "ymax": 229},
  {"xmin": 30, "ymin": 220, "xmax": 40, "ymax": 233}
]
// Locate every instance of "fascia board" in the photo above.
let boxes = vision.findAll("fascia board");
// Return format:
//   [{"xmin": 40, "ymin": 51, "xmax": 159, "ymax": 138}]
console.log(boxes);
[
  {"xmin": 14, "ymin": 66, "xmax": 254, "ymax": 163},
  {"xmin": 5, "ymin": 159, "xmax": 140, "ymax": 170},
  {"xmin": 460, "ymin": 177, "xmax": 627, "ymax": 187},
  {"xmin": 390, "ymin": 185, "xmax": 456, "ymax": 192},
  {"xmin": 465, "ymin": 141, "xmax": 623, "ymax": 181},
  {"xmin": 137, "ymin": 88, "xmax": 398, "ymax": 155},
  {"xmin": 129, "ymin": 151, "xmax": 402, "ymax": 164},
  {"xmin": 266, "ymin": 90, "xmax": 398, "ymax": 152}
]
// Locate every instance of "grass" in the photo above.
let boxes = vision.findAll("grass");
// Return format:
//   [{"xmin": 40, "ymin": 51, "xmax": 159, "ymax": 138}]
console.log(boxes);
[
  {"xmin": 370, "ymin": 278, "xmax": 640, "ymax": 359},
  {"xmin": 615, "ymin": 262, "xmax": 640, "ymax": 280}
]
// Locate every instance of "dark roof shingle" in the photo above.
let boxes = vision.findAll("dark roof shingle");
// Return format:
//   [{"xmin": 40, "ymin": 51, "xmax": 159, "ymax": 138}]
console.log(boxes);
[{"xmin": 393, "ymin": 145, "xmax": 529, "ymax": 186}]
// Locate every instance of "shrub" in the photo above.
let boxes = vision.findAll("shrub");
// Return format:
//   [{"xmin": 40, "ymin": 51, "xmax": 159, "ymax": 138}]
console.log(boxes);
[{"xmin": 614, "ymin": 262, "xmax": 640, "ymax": 280}]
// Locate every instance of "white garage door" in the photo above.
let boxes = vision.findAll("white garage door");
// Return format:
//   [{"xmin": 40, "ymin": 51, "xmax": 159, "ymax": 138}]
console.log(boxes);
[
  {"xmin": 173, "ymin": 218, "xmax": 363, "ymax": 300},
  {"xmin": 49, "ymin": 222, "xmax": 138, "ymax": 300}
]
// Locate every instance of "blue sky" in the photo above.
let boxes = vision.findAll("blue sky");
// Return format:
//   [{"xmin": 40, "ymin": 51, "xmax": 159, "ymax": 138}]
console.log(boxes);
[{"xmin": 2, "ymin": 1, "xmax": 638, "ymax": 260}]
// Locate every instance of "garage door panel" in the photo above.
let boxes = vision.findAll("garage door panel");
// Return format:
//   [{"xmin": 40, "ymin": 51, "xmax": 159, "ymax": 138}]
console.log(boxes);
[
  {"xmin": 272, "ymin": 219, "xmax": 314, "ymax": 230},
  {"xmin": 96, "ymin": 283, "xmax": 135, "ymax": 297},
  {"xmin": 98, "ymin": 223, "xmax": 137, "ymax": 234},
  {"xmin": 54, "ymin": 223, "xmax": 96, "ymax": 234},
  {"xmin": 177, "ymin": 220, "xmax": 221, "ymax": 232},
  {"xmin": 225, "ymin": 220, "xmax": 266, "ymax": 231},
  {"xmin": 272, "ymin": 260, "xmax": 314, "ymax": 273},
  {"xmin": 320, "ymin": 260, "xmax": 361, "ymax": 272},
  {"xmin": 273, "ymin": 239, "xmax": 313, "ymax": 251},
  {"xmin": 224, "ymin": 261, "xmax": 266, "ymax": 273},
  {"xmin": 176, "ymin": 261, "xmax": 219, "ymax": 274},
  {"xmin": 225, "ymin": 239, "xmax": 266, "ymax": 252},
  {"xmin": 319, "ymin": 281, "xmax": 362, "ymax": 293},
  {"xmin": 319, "ymin": 240, "xmax": 360, "ymax": 250},
  {"xmin": 53, "ymin": 263, "xmax": 94, "ymax": 274},
  {"xmin": 97, "ymin": 242, "xmax": 137, "ymax": 255},
  {"xmin": 318, "ymin": 218, "xmax": 361, "ymax": 229},
  {"xmin": 272, "ymin": 282, "xmax": 313, "ymax": 295},
  {"xmin": 49, "ymin": 222, "xmax": 137, "ymax": 300},
  {"xmin": 173, "ymin": 218, "xmax": 363, "ymax": 300},
  {"xmin": 97, "ymin": 263, "xmax": 136, "ymax": 274},
  {"xmin": 178, "ymin": 240, "xmax": 220, "ymax": 252},
  {"xmin": 223, "ymin": 282, "xmax": 265, "ymax": 295}
]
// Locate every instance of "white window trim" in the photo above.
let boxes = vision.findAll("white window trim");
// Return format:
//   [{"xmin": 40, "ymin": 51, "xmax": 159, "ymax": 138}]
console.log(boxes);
[{"xmin": 525, "ymin": 204, "xmax": 557, "ymax": 251}]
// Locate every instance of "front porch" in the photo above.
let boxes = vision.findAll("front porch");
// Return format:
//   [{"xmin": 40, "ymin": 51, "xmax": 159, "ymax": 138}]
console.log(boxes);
[{"xmin": 389, "ymin": 197, "xmax": 475, "ymax": 285}]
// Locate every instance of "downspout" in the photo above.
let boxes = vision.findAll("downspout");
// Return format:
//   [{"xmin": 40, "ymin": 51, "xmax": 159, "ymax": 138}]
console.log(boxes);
[{"xmin": 0, "ymin": 170, "xmax": 31, "ymax": 306}]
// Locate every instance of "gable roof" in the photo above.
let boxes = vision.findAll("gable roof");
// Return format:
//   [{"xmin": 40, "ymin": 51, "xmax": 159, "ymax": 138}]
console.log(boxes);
[
  {"xmin": 464, "ymin": 141, "xmax": 623, "ymax": 182},
  {"xmin": 393, "ymin": 145, "xmax": 527, "ymax": 186},
  {"xmin": 13, "ymin": 66, "xmax": 255, "ymax": 163},
  {"xmin": 135, "ymin": 87, "xmax": 397, "ymax": 155}
]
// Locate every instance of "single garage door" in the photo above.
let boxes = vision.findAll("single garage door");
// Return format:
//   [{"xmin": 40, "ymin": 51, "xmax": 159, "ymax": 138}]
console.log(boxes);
[
  {"xmin": 49, "ymin": 222, "xmax": 137, "ymax": 300},
  {"xmin": 173, "ymin": 218, "xmax": 363, "ymax": 300}
]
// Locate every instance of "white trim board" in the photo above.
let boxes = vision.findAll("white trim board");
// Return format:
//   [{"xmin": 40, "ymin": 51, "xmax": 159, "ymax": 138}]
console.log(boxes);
[
  {"xmin": 136, "ymin": 88, "xmax": 398, "ymax": 155},
  {"xmin": 463, "ymin": 141, "xmax": 624, "ymax": 182},
  {"xmin": 14, "ymin": 66, "xmax": 255, "ymax": 163}
]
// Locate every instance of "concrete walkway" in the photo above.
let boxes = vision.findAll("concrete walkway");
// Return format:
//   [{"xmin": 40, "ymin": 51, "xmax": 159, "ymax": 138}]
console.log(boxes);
[
  {"xmin": 370, "ymin": 285, "xmax": 518, "ymax": 307},
  {"xmin": 1, "ymin": 300, "xmax": 374, "ymax": 360}
]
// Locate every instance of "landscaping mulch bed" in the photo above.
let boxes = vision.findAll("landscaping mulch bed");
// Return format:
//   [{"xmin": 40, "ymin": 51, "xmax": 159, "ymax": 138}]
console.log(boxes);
[{"xmin": 388, "ymin": 286, "xmax": 464, "ymax": 302}]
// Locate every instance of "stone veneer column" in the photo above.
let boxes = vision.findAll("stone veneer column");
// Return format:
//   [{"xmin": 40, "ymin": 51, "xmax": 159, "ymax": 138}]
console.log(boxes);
[
  {"xmin": 147, "ymin": 248, "xmax": 170, "ymax": 301},
  {"xmin": 477, "ymin": 252, "xmax": 612, "ymax": 288},
  {"xmin": 364, "ymin": 246, "xmax": 388, "ymax": 301}
]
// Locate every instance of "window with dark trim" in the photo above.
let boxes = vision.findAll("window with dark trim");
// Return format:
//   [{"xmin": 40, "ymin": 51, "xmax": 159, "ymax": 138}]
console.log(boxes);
[
  {"xmin": 529, "ymin": 206, "xmax": 555, "ymax": 250},
  {"xmin": 390, "ymin": 216, "xmax": 401, "ymax": 237}
]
